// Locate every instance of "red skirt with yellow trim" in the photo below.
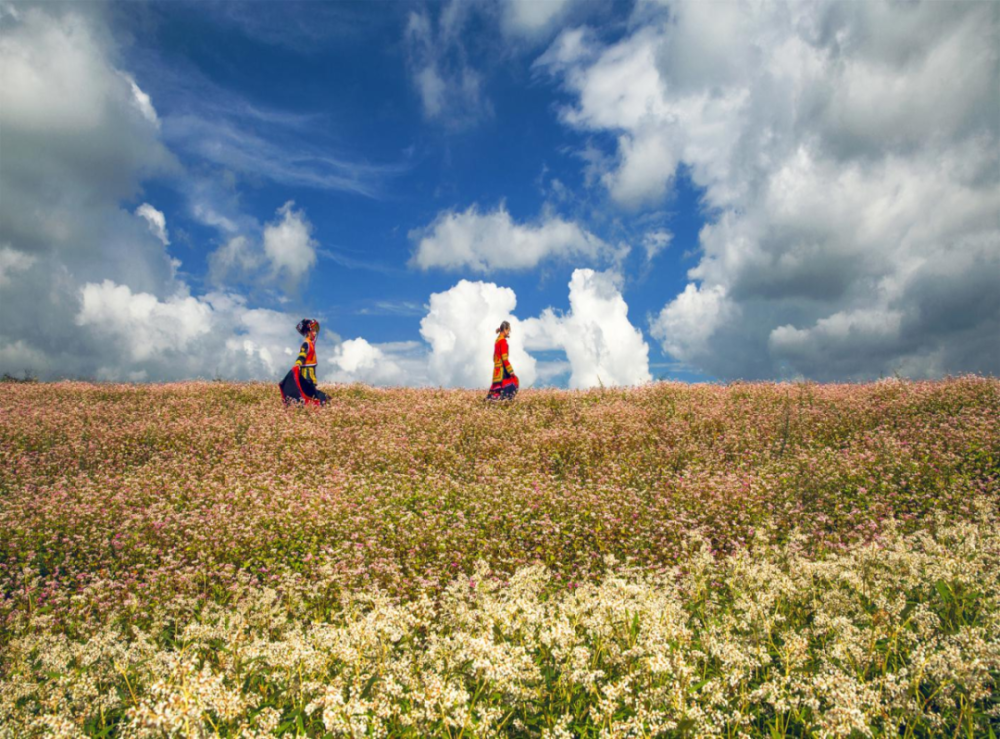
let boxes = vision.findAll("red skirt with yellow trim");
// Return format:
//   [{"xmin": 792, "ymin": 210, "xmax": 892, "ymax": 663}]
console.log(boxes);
[{"xmin": 486, "ymin": 375, "xmax": 518, "ymax": 401}]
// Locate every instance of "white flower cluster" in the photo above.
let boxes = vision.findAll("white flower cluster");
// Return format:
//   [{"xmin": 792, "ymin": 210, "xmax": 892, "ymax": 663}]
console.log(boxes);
[{"xmin": 2, "ymin": 519, "xmax": 998, "ymax": 737}]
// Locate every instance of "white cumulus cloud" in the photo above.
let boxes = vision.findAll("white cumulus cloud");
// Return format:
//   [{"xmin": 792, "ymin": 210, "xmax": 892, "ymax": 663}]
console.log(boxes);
[
  {"xmin": 77, "ymin": 280, "xmax": 213, "ymax": 362},
  {"xmin": 522, "ymin": 269, "xmax": 651, "ymax": 389},
  {"xmin": 650, "ymin": 283, "xmax": 735, "ymax": 366},
  {"xmin": 203, "ymin": 199, "xmax": 324, "ymax": 293},
  {"xmin": 327, "ymin": 338, "xmax": 422, "ymax": 386},
  {"xmin": 419, "ymin": 279, "xmax": 537, "ymax": 388},
  {"xmin": 262, "ymin": 201, "xmax": 318, "ymax": 290},
  {"xmin": 74, "ymin": 280, "xmax": 301, "ymax": 380},
  {"xmin": 411, "ymin": 203, "xmax": 615, "ymax": 272},
  {"xmin": 135, "ymin": 204, "xmax": 169, "ymax": 246}
]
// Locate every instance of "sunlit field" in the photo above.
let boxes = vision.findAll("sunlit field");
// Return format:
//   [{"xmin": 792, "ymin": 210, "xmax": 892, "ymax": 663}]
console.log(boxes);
[{"xmin": 1, "ymin": 378, "xmax": 998, "ymax": 737}]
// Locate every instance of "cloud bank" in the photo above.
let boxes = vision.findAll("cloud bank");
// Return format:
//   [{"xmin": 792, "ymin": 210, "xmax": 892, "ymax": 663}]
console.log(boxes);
[
  {"xmin": 0, "ymin": 5, "xmax": 303, "ymax": 382},
  {"xmin": 323, "ymin": 270, "xmax": 651, "ymax": 390},
  {"xmin": 328, "ymin": 269, "xmax": 652, "ymax": 391},
  {"xmin": 544, "ymin": 0, "xmax": 1000, "ymax": 380}
]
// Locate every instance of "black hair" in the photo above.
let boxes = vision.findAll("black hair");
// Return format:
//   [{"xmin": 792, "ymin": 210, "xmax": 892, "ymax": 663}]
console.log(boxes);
[{"xmin": 296, "ymin": 319, "xmax": 317, "ymax": 337}]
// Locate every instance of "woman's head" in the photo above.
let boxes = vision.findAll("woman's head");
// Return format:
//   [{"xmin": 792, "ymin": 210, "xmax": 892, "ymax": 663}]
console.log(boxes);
[
  {"xmin": 496, "ymin": 320, "xmax": 511, "ymax": 337},
  {"xmin": 296, "ymin": 318, "xmax": 320, "ymax": 338}
]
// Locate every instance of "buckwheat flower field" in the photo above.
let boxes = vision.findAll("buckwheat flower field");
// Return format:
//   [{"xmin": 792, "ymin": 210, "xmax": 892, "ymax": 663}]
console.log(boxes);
[{"xmin": 1, "ymin": 378, "xmax": 998, "ymax": 738}]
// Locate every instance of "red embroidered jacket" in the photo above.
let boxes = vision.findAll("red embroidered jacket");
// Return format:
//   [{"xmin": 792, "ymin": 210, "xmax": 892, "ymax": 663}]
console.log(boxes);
[
  {"xmin": 491, "ymin": 335, "xmax": 518, "ymax": 389},
  {"xmin": 295, "ymin": 339, "xmax": 318, "ymax": 384}
]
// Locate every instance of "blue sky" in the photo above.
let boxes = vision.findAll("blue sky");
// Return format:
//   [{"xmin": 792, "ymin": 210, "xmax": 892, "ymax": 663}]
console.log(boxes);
[
  {"xmin": 1, "ymin": 1, "xmax": 997, "ymax": 386},
  {"xmin": 127, "ymin": 0, "xmax": 697, "ymax": 375}
]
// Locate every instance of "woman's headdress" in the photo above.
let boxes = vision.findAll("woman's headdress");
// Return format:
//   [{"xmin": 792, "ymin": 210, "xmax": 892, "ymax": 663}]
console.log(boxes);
[{"xmin": 296, "ymin": 318, "xmax": 320, "ymax": 336}]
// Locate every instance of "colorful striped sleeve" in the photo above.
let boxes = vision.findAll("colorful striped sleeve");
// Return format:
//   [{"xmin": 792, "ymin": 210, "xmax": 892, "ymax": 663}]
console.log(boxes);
[
  {"xmin": 500, "ymin": 341, "xmax": 515, "ymax": 375},
  {"xmin": 295, "ymin": 342, "xmax": 309, "ymax": 367}
]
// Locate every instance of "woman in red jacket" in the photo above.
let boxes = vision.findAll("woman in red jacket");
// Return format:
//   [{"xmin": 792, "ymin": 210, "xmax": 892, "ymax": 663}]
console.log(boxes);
[
  {"xmin": 278, "ymin": 319, "xmax": 329, "ymax": 406},
  {"xmin": 486, "ymin": 321, "xmax": 519, "ymax": 401}
]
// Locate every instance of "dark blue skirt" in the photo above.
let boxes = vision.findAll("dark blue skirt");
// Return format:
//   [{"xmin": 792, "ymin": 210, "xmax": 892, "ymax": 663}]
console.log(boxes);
[{"xmin": 279, "ymin": 368, "xmax": 329, "ymax": 405}]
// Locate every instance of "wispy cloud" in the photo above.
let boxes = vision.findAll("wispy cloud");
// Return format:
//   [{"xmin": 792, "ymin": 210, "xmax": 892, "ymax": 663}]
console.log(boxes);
[
  {"xmin": 127, "ymin": 49, "xmax": 411, "ymax": 198},
  {"xmin": 191, "ymin": 0, "xmax": 398, "ymax": 53},
  {"xmin": 165, "ymin": 115, "xmax": 406, "ymax": 197},
  {"xmin": 356, "ymin": 300, "xmax": 425, "ymax": 317},
  {"xmin": 403, "ymin": 3, "xmax": 493, "ymax": 130},
  {"xmin": 316, "ymin": 248, "xmax": 402, "ymax": 275}
]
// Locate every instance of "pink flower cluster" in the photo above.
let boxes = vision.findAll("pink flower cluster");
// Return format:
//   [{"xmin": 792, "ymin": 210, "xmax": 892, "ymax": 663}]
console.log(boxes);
[{"xmin": 0, "ymin": 376, "xmax": 995, "ymax": 630}]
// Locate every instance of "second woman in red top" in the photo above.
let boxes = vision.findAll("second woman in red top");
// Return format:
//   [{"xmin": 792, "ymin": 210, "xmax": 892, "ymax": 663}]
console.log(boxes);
[{"xmin": 486, "ymin": 320, "xmax": 519, "ymax": 401}]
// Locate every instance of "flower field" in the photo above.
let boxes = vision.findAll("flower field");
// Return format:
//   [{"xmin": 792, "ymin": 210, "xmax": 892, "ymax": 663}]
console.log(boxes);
[{"xmin": 1, "ymin": 377, "xmax": 998, "ymax": 737}]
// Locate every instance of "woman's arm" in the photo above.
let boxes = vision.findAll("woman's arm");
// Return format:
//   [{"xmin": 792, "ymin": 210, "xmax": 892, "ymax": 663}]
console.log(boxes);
[
  {"xmin": 295, "ymin": 341, "xmax": 309, "ymax": 367},
  {"xmin": 500, "ymin": 340, "xmax": 516, "ymax": 376}
]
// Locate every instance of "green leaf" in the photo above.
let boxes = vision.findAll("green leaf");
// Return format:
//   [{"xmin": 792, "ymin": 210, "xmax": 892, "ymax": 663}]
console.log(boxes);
[
  {"xmin": 676, "ymin": 718, "xmax": 697, "ymax": 736},
  {"xmin": 360, "ymin": 673, "xmax": 379, "ymax": 700},
  {"xmin": 935, "ymin": 580, "xmax": 952, "ymax": 602}
]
